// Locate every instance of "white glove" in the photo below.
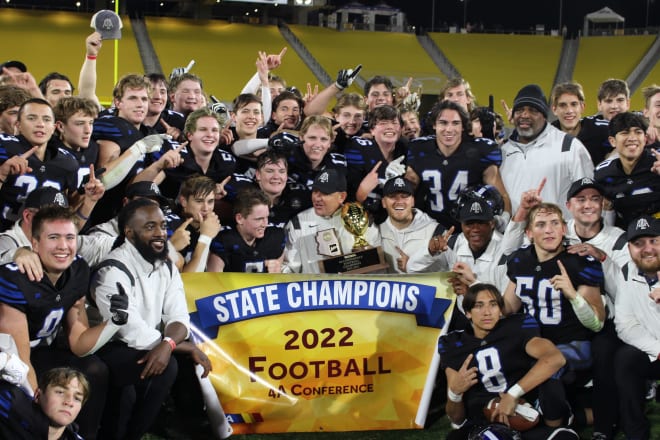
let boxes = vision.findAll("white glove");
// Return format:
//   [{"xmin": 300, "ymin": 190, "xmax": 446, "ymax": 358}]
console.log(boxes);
[
  {"xmin": 385, "ymin": 155, "xmax": 406, "ymax": 180},
  {"xmin": 129, "ymin": 134, "xmax": 171, "ymax": 156},
  {"xmin": 402, "ymin": 91, "xmax": 421, "ymax": 112},
  {"xmin": 494, "ymin": 211, "xmax": 511, "ymax": 233},
  {"xmin": 0, "ymin": 352, "xmax": 29, "ymax": 386},
  {"xmin": 170, "ymin": 60, "xmax": 195, "ymax": 81}
]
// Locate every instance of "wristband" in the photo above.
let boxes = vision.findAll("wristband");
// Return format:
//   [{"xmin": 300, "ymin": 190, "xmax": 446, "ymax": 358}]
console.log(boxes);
[
  {"xmin": 86, "ymin": 55, "xmax": 97, "ymax": 60},
  {"xmin": 599, "ymin": 253, "xmax": 607, "ymax": 263},
  {"xmin": 447, "ymin": 388, "xmax": 463, "ymax": 403},
  {"xmin": 163, "ymin": 336, "xmax": 176, "ymax": 351},
  {"xmin": 507, "ymin": 383, "xmax": 525, "ymax": 399},
  {"xmin": 76, "ymin": 209, "xmax": 89, "ymax": 221},
  {"xmin": 198, "ymin": 234, "xmax": 212, "ymax": 246}
]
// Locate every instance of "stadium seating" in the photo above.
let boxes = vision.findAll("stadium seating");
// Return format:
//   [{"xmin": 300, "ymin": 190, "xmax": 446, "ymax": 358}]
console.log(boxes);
[
  {"xmin": 573, "ymin": 35, "xmax": 655, "ymax": 114},
  {"xmin": 289, "ymin": 25, "xmax": 445, "ymax": 97},
  {"xmin": 0, "ymin": 9, "xmax": 143, "ymax": 105},
  {"xmin": 429, "ymin": 33, "xmax": 562, "ymax": 109},
  {"xmin": 146, "ymin": 17, "xmax": 317, "ymax": 103}
]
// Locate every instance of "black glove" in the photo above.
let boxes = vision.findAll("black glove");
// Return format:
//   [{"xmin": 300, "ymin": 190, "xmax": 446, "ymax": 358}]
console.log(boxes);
[
  {"xmin": 109, "ymin": 282, "xmax": 129, "ymax": 325},
  {"xmin": 268, "ymin": 132, "xmax": 302, "ymax": 154},
  {"xmin": 473, "ymin": 107, "xmax": 496, "ymax": 140},
  {"xmin": 335, "ymin": 64, "xmax": 362, "ymax": 90}
]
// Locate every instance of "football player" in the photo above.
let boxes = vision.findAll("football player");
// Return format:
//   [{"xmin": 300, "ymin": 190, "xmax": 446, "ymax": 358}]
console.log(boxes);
[
  {"xmin": 92, "ymin": 74, "xmax": 173, "ymax": 224},
  {"xmin": 406, "ymin": 100, "xmax": 511, "ymax": 230},
  {"xmin": 166, "ymin": 175, "xmax": 221, "ymax": 273},
  {"xmin": 440, "ymin": 283, "xmax": 576, "ymax": 439},
  {"xmin": 0, "ymin": 98, "xmax": 79, "ymax": 230},
  {"xmin": 208, "ymin": 187, "xmax": 285, "ymax": 273},
  {"xmin": 0, "ymin": 206, "xmax": 129, "ymax": 439},
  {"xmin": 550, "ymin": 82, "xmax": 611, "ymax": 167},
  {"xmin": 594, "ymin": 112, "xmax": 660, "ymax": 228},
  {"xmin": 345, "ymin": 105, "xmax": 407, "ymax": 224},
  {"xmin": 253, "ymin": 150, "xmax": 310, "ymax": 229},
  {"xmin": 0, "ymin": 367, "xmax": 90, "ymax": 440},
  {"xmin": 503, "ymin": 202, "xmax": 605, "ymax": 387}
]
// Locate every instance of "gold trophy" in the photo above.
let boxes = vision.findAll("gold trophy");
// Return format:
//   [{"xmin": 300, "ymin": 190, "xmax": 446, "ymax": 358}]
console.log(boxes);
[{"xmin": 341, "ymin": 202, "xmax": 370, "ymax": 251}]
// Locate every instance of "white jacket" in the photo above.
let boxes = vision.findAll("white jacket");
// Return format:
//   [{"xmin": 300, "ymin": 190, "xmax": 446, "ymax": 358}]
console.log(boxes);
[
  {"xmin": 90, "ymin": 240, "xmax": 190, "ymax": 350},
  {"xmin": 379, "ymin": 209, "xmax": 441, "ymax": 273},
  {"xmin": 614, "ymin": 261, "xmax": 660, "ymax": 361},
  {"xmin": 501, "ymin": 123, "xmax": 593, "ymax": 218}
]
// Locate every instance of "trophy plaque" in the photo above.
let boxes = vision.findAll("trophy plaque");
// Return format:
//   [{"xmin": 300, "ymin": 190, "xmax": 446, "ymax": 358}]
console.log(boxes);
[{"xmin": 318, "ymin": 202, "xmax": 389, "ymax": 274}]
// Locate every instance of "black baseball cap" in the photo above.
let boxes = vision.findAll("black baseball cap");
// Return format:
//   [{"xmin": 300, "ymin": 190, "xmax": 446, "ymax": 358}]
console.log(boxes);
[
  {"xmin": 125, "ymin": 181, "xmax": 170, "ymax": 205},
  {"xmin": 458, "ymin": 199, "xmax": 494, "ymax": 222},
  {"xmin": 567, "ymin": 177, "xmax": 604, "ymax": 201},
  {"xmin": 383, "ymin": 177, "xmax": 414, "ymax": 196},
  {"xmin": 627, "ymin": 215, "xmax": 660, "ymax": 242},
  {"xmin": 312, "ymin": 169, "xmax": 346, "ymax": 194},
  {"xmin": 23, "ymin": 187, "xmax": 69, "ymax": 209}
]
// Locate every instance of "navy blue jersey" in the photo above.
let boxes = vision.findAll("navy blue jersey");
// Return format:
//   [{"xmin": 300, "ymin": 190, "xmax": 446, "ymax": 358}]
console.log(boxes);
[
  {"xmin": 160, "ymin": 144, "xmax": 237, "ymax": 199},
  {"xmin": 0, "ymin": 380, "xmax": 83, "ymax": 440},
  {"xmin": 211, "ymin": 226, "xmax": 285, "ymax": 273},
  {"xmin": 594, "ymin": 147, "xmax": 660, "ymax": 228},
  {"xmin": 50, "ymin": 136, "xmax": 100, "ymax": 190},
  {"xmin": 267, "ymin": 181, "xmax": 311, "ymax": 229},
  {"xmin": 344, "ymin": 137, "xmax": 408, "ymax": 224},
  {"xmin": 439, "ymin": 313, "xmax": 540, "ymax": 420},
  {"xmin": 0, "ymin": 135, "xmax": 78, "ymax": 228},
  {"xmin": 506, "ymin": 246, "xmax": 603, "ymax": 344},
  {"xmin": 552, "ymin": 115, "xmax": 611, "ymax": 166},
  {"xmin": 287, "ymin": 148, "xmax": 347, "ymax": 191},
  {"xmin": 407, "ymin": 136, "xmax": 502, "ymax": 229},
  {"xmin": 91, "ymin": 115, "xmax": 163, "ymax": 224},
  {"xmin": 154, "ymin": 109, "xmax": 185, "ymax": 132},
  {"xmin": 0, "ymin": 258, "xmax": 90, "ymax": 348}
]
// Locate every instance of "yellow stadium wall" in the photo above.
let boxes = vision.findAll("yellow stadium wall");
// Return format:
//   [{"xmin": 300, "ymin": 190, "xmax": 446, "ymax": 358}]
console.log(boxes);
[{"xmin": 0, "ymin": 9, "xmax": 143, "ymax": 105}]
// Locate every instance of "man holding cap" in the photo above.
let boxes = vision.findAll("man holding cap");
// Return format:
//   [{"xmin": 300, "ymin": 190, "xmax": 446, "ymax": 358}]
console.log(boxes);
[
  {"xmin": 612, "ymin": 215, "xmax": 660, "ymax": 439},
  {"xmin": 283, "ymin": 169, "xmax": 381, "ymax": 273},
  {"xmin": 500, "ymin": 84, "xmax": 593, "ymax": 219},
  {"xmin": 379, "ymin": 176, "xmax": 443, "ymax": 273}
]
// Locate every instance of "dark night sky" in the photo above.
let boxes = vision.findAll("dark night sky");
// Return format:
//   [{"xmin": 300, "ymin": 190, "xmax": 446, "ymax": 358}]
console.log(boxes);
[{"xmin": 326, "ymin": 0, "xmax": 658, "ymax": 33}]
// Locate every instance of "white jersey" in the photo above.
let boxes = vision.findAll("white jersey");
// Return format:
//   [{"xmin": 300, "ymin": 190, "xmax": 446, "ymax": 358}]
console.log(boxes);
[
  {"xmin": 379, "ymin": 209, "xmax": 443, "ymax": 273},
  {"xmin": 501, "ymin": 123, "xmax": 594, "ymax": 218},
  {"xmin": 283, "ymin": 207, "xmax": 381, "ymax": 274},
  {"xmin": 614, "ymin": 261, "xmax": 660, "ymax": 362}
]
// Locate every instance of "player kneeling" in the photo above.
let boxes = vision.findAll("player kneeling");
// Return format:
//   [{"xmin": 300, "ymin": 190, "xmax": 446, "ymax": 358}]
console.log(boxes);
[{"xmin": 439, "ymin": 283, "xmax": 578, "ymax": 440}]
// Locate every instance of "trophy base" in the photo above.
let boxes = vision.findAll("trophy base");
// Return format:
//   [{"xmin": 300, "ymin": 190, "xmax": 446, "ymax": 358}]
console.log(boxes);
[{"xmin": 318, "ymin": 246, "xmax": 389, "ymax": 274}]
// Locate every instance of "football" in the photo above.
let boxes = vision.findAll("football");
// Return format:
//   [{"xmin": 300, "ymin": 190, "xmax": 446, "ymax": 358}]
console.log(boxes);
[{"xmin": 483, "ymin": 397, "xmax": 540, "ymax": 432}]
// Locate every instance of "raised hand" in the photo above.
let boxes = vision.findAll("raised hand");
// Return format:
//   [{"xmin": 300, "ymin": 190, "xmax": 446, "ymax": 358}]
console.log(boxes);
[
  {"xmin": 0, "ymin": 146, "xmax": 36, "ymax": 182},
  {"xmin": 109, "ymin": 282, "xmax": 129, "ymax": 325},
  {"xmin": 385, "ymin": 155, "xmax": 406, "ymax": 179},
  {"xmin": 170, "ymin": 217, "xmax": 193, "ymax": 251},
  {"xmin": 335, "ymin": 64, "xmax": 362, "ymax": 90},
  {"xmin": 551, "ymin": 260, "xmax": 578, "ymax": 300},
  {"xmin": 428, "ymin": 226, "xmax": 455, "ymax": 256},
  {"xmin": 395, "ymin": 246, "xmax": 409, "ymax": 273}
]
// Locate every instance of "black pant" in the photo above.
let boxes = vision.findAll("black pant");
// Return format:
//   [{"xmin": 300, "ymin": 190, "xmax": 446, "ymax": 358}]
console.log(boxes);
[
  {"xmin": 96, "ymin": 341, "xmax": 178, "ymax": 440},
  {"xmin": 591, "ymin": 319, "xmax": 622, "ymax": 437},
  {"xmin": 31, "ymin": 347, "xmax": 108, "ymax": 440},
  {"xmin": 614, "ymin": 342, "xmax": 660, "ymax": 439}
]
